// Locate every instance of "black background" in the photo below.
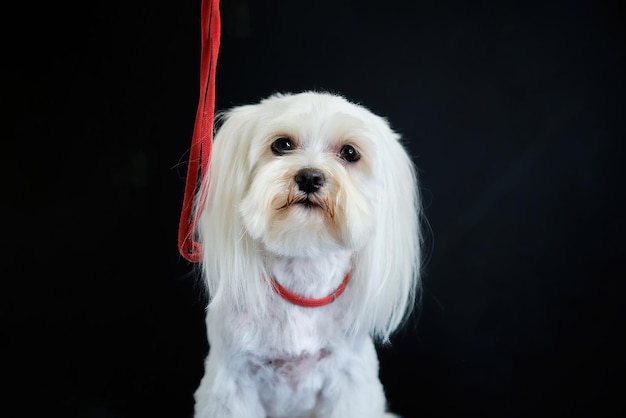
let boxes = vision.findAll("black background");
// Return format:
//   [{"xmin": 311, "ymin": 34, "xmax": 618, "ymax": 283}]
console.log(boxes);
[{"xmin": 3, "ymin": 0, "xmax": 624, "ymax": 417}]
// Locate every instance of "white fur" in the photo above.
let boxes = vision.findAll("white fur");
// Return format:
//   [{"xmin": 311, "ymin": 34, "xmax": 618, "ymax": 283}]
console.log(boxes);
[{"xmin": 193, "ymin": 91, "xmax": 421, "ymax": 418}]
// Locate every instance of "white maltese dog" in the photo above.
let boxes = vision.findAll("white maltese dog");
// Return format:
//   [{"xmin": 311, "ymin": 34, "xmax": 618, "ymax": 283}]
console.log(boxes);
[{"xmin": 192, "ymin": 91, "xmax": 422, "ymax": 418}]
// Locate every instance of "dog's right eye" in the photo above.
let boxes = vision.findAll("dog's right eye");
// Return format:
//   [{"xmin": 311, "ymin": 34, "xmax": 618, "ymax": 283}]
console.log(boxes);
[{"xmin": 271, "ymin": 137, "xmax": 293, "ymax": 155}]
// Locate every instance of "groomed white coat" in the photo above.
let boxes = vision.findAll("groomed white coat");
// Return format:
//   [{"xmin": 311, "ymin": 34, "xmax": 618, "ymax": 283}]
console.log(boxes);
[{"xmin": 192, "ymin": 91, "xmax": 422, "ymax": 418}]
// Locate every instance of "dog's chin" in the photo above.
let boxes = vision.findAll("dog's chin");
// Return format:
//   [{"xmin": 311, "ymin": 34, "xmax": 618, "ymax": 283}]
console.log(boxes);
[{"xmin": 262, "ymin": 201, "xmax": 345, "ymax": 257}]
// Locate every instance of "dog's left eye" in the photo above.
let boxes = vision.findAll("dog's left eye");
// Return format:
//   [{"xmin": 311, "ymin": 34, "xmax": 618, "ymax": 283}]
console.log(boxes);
[
  {"xmin": 271, "ymin": 137, "xmax": 293, "ymax": 155},
  {"xmin": 339, "ymin": 144, "xmax": 360, "ymax": 163}
]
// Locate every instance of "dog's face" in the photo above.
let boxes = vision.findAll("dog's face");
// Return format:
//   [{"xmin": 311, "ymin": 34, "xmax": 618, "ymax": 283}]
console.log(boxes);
[{"xmin": 237, "ymin": 93, "xmax": 379, "ymax": 258}]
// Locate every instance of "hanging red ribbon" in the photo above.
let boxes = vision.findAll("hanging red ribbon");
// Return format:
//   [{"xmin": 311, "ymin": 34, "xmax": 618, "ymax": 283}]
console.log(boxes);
[{"xmin": 178, "ymin": 0, "xmax": 221, "ymax": 262}]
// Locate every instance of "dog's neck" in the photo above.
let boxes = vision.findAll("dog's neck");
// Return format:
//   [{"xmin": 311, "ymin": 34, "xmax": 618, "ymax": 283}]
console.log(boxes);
[{"xmin": 266, "ymin": 250, "xmax": 353, "ymax": 300}]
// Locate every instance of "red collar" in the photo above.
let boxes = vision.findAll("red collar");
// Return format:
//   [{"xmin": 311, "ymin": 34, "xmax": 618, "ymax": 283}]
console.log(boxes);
[{"xmin": 270, "ymin": 271, "xmax": 352, "ymax": 308}]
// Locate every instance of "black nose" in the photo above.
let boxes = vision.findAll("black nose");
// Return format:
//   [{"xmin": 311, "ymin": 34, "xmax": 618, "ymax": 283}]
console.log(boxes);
[{"xmin": 294, "ymin": 168, "xmax": 325, "ymax": 194}]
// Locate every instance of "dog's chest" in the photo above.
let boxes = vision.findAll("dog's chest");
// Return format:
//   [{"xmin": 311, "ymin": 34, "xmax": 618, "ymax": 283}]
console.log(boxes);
[
  {"xmin": 248, "ymin": 348, "xmax": 332, "ymax": 417},
  {"xmin": 227, "ymin": 307, "xmax": 346, "ymax": 416},
  {"xmin": 249, "ymin": 348, "xmax": 330, "ymax": 388},
  {"xmin": 229, "ymin": 300, "xmax": 346, "ymax": 353}
]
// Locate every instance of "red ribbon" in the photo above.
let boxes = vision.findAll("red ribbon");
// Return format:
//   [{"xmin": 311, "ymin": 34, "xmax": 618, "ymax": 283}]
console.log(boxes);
[{"xmin": 178, "ymin": 0, "xmax": 221, "ymax": 262}]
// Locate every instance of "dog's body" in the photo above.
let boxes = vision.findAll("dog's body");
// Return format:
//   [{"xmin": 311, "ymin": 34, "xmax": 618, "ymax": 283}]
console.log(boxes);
[{"xmin": 192, "ymin": 92, "xmax": 421, "ymax": 418}]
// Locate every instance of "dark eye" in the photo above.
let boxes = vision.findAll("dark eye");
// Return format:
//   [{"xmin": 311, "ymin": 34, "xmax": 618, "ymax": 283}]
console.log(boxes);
[
  {"xmin": 271, "ymin": 137, "xmax": 293, "ymax": 155},
  {"xmin": 339, "ymin": 144, "xmax": 360, "ymax": 162}
]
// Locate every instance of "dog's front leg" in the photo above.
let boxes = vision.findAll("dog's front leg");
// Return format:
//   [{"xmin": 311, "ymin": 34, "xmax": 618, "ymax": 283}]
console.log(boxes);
[
  {"xmin": 194, "ymin": 349, "xmax": 264, "ymax": 418},
  {"xmin": 316, "ymin": 338, "xmax": 393, "ymax": 418}
]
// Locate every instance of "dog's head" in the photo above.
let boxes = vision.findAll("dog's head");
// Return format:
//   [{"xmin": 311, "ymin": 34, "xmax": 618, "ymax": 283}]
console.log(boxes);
[
  {"xmin": 237, "ymin": 92, "xmax": 381, "ymax": 258},
  {"xmin": 197, "ymin": 91, "xmax": 421, "ymax": 339}
]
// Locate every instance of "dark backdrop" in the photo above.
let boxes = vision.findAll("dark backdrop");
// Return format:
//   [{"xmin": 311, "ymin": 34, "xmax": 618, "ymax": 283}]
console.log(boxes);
[{"xmin": 3, "ymin": 0, "xmax": 624, "ymax": 417}]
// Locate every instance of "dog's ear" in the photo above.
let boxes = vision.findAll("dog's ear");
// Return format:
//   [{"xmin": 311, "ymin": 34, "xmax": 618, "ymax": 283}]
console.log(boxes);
[
  {"xmin": 199, "ymin": 105, "xmax": 259, "ymax": 219},
  {"xmin": 196, "ymin": 104, "xmax": 271, "ymax": 312},
  {"xmin": 353, "ymin": 117, "xmax": 421, "ymax": 342}
]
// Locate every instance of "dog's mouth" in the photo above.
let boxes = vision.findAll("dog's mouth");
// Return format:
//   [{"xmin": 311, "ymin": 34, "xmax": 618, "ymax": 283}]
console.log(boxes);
[
  {"xmin": 283, "ymin": 195, "xmax": 321, "ymax": 210},
  {"xmin": 295, "ymin": 196, "xmax": 319, "ymax": 208},
  {"xmin": 278, "ymin": 191, "xmax": 335, "ymax": 220}
]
